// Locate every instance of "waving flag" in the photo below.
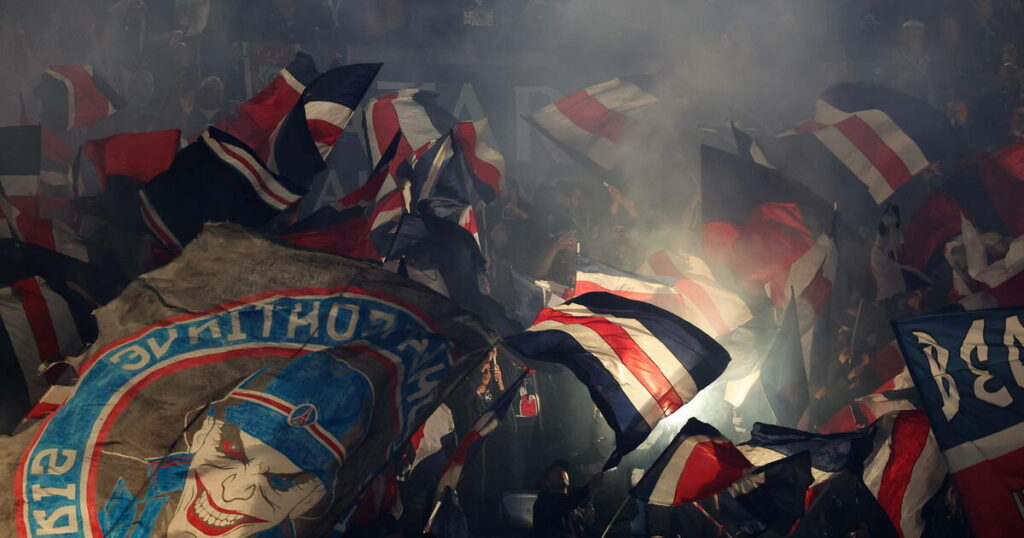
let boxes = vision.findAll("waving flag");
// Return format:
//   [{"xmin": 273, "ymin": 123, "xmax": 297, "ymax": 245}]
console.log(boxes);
[
  {"xmin": 452, "ymin": 119, "xmax": 505, "ymax": 203},
  {"xmin": 577, "ymin": 254, "xmax": 751, "ymax": 338},
  {"xmin": 505, "ymin": 292, "xmax": 731, "ymax": 468},
  {"xmin": 0, "ymin": 276, "xmax": 93, "ymax": 434},
  {"xmin": 10, "ymin": 223, "xmax": 499, "ymax": 538},
  {"xmin": 363, "ymin": 89, "xmax": 458, "ymax": 175},
  {"xmin": 37, "ymin": 65, "xmax": 124, "ymax": 131},
  {"xmin": 633, "ymin": 418, "xmax": 753, "ymax": 506},
  {"xmin": 75, "ymin": 129, "xmax": 181, "ymax": 231},
  {"xmin": 894, "ymin": 309, "xmax": 1024, "ymax": 538},
  {"xmin": 700, "ymin": 451, "xmax": 814, "ymax": 535},
  {"xmin": 761, "ymin": 83, "xmax": 954, "ymax": 216},
  {"xmin": 280, "ymin": 132, "xmax": 402, "ymax": 259},
  {"xmin": 1, "ymin": 192, "xmax": 90, "ymax": 263},
  {"xmin": 214, "ymin": 51, "xmax": 320, "ymax": 159},
  {"xmin": 860, "ymin": 410, "xmax": 946, "ymax": 538},
  {"xmin": 140, "ymin": 127, "xmax": 291, "ymax": 252},
  {"xmin": 433, "ymin": 370, "xmax": 528, "ymax": 502},
  {"xmin": 267, "ymin": 62, "xmax": 382, "ymax": 182},
  {"xmin": 739, "ymin": 422, "xmax": 874, "ymax": 486},
  {"xmin": 524, "ymin": 76, "xmax": 657, "ymax": 176},
  {"xmin": 407, "ymin": 404, "xmax": 458, "ymax": 479}
]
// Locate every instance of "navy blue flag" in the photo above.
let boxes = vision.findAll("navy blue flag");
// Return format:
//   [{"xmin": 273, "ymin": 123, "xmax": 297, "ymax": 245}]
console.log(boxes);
[
  {"xmin": 701, "ymin": 451, "xmax": 813, "ymax": 535},
  {"xmin": 505, "ymin": 292, "xmax": 731, "ymax": 469},
  {"xmin": 759, "ymin": 300, "xmax": 809, "ymax": 428},
  {"xmin": 739, "ymin": 422, "xmax": 874, "ymax": 486},
  {"xmin": 893, "ymin": 307, "xmax": 1024, "ymax": 538}
]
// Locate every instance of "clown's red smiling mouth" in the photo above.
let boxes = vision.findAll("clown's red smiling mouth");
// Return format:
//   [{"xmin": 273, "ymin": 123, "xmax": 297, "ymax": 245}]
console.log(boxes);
[{"xmin": 185, "ymin": 474, "xmax": 268, "ymax": 536}]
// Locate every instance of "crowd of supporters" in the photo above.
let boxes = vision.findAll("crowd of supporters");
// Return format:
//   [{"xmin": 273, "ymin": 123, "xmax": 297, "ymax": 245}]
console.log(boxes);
[{"xmin": 1, "ymin": 1, "xmax": 1022, "ymax": 537}]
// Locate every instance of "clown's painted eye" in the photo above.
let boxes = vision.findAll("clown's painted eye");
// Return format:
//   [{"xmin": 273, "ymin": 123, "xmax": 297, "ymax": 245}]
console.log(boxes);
[
  {"xmin": 266, "ymin": 472, "xmax": 307, "ymax": 491},
  {"xmin": 218, "ymin": 439, "xmax": 245, "ymax": 461}
]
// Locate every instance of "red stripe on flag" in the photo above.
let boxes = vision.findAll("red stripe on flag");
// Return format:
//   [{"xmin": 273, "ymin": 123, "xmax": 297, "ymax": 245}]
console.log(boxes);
[
  {"xmin": 674, "ymin": 277, "xmax": 731, "ymax": 336},
  {"xmin": 11, "ymin": 278, "xmax": 61, "ymax": 363},
  {"xmin": 673, "ymin": 440, "xmax": 751, "ymax": 504},
  {"xmin": 51, "ymin": 66, "xmax": 110, "ymax": 129},
  {"xmin": 216, "ymin": 74, "xmax": 304, "ymax": 160},
  {"xmin": 307, "ymin": 118, "xmax": 344, "ymax": 148},
  {"xmin": 554, "ymin": 89, "xmax": 632, "ymax": 142},
  {"xmin": 16, "ymin": 216, "xmax": 56, "ymax": 250},
  {"xmin": 454, "ymin": 122, "xmax": 501, "ymax": 199},
  {"xmin": 645, "ymin": 250, "xmax": 681, "ymax": 277},
  {"xmin": 371, "ymin": 93, "xmax": 416, "ymax": 170},
  {"xmin": 533, "ymin": 309, "xmax": 684, "ymax": 414},
  {"xmin": 875, "ymin": 410, "xmax": 931, "ymax": 538},
  {"xmin": 833, "ymin": 115, "xmax": 913, "ymax": 191}
]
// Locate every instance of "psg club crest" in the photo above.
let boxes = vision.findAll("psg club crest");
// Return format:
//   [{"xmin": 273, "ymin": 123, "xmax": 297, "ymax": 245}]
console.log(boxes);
[{"xmin": 15, "ymin": 288, "xmax": 457, "ymax": 538}]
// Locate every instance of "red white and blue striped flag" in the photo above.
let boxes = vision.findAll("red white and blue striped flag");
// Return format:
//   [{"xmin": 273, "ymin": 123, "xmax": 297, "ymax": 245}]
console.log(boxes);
[
  {"xmin": 523, "ymin": 76, "xmax": 657, "ymax": 176},
  {"xmin": 632, "ymin": 418, "xmax": 753, "ymax": 506},
  {"xmin": 504, "ymin": 292, "xmax": 731, "ymax": 469},
  {"xmin": 574, "ymin": 254, "xmax": 751, "ymax": 338}
]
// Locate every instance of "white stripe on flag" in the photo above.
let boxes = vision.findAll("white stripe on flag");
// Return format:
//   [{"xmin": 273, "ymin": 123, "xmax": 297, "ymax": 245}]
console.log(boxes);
[
  {"xmin": 531, "ymin": 110, "xmax": 621, "ymax": 170},
  {"xmin": 305, "ymin": 101, "xmax": 355, "ymax": 159},
  {"xmin": 0, "ymin": 286, "xmax": 45, "ymax": 401},
  {"xmin": 203, "ymin": 132, "xmax": 299, "ymax": 211},
  {"xmin": 0, "ymin": 176, "xmax": 39, "ymax": 196},
  {"xmin": 812, "ymin": 125, "xmax": 894, "ymax": 203},
  {"xmin": 899, "ymin": 432, "xmax": 945, "ymax": 538},
  {"xmin": 650, "ymin": 434, "xmax": 712, "ymax": 505},
  {"xmin": 38, "ymin": 279, "xmax": 81, "ymax": 356},
  {"xmin": 588, "ymin": 78, "xmax": 658, "ymax": 117},
  {"xmin": 528, "ymin": 318, "xmax": 664, "ymax": 428},
  {"xmin": 814, "ymin": 100, "xmax": 930, "ymax": 175},
  {"xmin": 559, "ymin": 301, "xmax": 699, "ymax": 404}
]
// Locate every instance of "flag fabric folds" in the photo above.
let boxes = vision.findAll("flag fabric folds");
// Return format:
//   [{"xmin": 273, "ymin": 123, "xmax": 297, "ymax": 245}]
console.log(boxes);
[
  {"xmin": 739, "ymin": 422, "xmax": 874, "ymax": 486},
  {"xmin": 860, "ymin": 410, "xmax": 946, "ymax": 538},
  {"xmin": 363, "ymin": 89, "xmax": 458, "ymax": 177},
  {"xmin": 213, "ymin": 51, "xmax": 320, "ymax": 160},
  {"xmin": 504, "ymin": 292, "xmax": 731, "ymax": 469},
  {"xmin": 632, "ymin": 418, "xmax": 753, "ymax": 506},
  {"xmin": 140, "ymin": 127, "xmax": 291, "ymax": 252},
  {"xmin": 702, "ymin": 451, "xmax": 814, "ymax": 535},
  {"xmin": 524, "ymin": 76, "xmax": 657, "ymax": 176},
  {"xmin": 8, "ymin": 223, "xmax": 498, "ymax": 538},
  {"xmin": 37, "ymin": 65, "xmax": 125, "ymax": 131},
  {"xmin": 75, "ymin": 129, "xmax": 182, "ymax": 232},
  {"xmin": 769, "ymin": 82, "xmax": 954, "ymax": 206},
  {"xmin": 0, "ymin": 276, "xmax": 92, "ymax": 434},
  {"xmin": 266, "ymin": 62, "xmax": 383, "ymax": 182},
  {"xmin": 758, "ymin": 301, "xmax": 809, "ymax": 428},
  {"xmin": 452, "ymin": 119, "xmax": 505, "ymax": 203},
  {"xmin": 577, "ymin": 254, "xmax": 751, "ymax": 338},
  {"xmin": 893, "ymin": 309, "xmax": 1024, "ymax": 538}
]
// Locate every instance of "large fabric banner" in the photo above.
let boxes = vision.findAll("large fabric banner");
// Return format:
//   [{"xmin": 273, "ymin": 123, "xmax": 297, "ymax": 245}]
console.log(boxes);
[
  {"xmin": 893, "ymin": 307, "xmax": 1024, "ymax": 538},
  {"xmin": 4, "ymin": 223, "xmax": 497, "ymax": 537}
]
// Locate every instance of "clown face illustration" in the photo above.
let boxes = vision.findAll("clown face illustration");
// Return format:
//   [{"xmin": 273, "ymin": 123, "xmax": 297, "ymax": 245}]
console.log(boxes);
[{"xmin": 167, "ymin": 416, "xmax": 328, "ymax": 537}]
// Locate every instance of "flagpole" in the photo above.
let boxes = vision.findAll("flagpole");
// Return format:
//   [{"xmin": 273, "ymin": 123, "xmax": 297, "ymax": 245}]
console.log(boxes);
[{"xmin": 599, "ymin": 495, "xmax": 631, "ymax": 538}]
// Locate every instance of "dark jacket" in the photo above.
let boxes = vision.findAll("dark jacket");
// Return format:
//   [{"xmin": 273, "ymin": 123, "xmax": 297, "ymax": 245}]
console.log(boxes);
[{"xmin": 533, "ymin": 486, "xmax": 595, "ymax": 538}]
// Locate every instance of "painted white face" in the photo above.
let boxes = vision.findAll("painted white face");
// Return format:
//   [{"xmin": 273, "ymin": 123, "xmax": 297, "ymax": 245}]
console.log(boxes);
[{"xmin": 168, "ymin": 418, "xmax": 327, "ymax": 537}]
